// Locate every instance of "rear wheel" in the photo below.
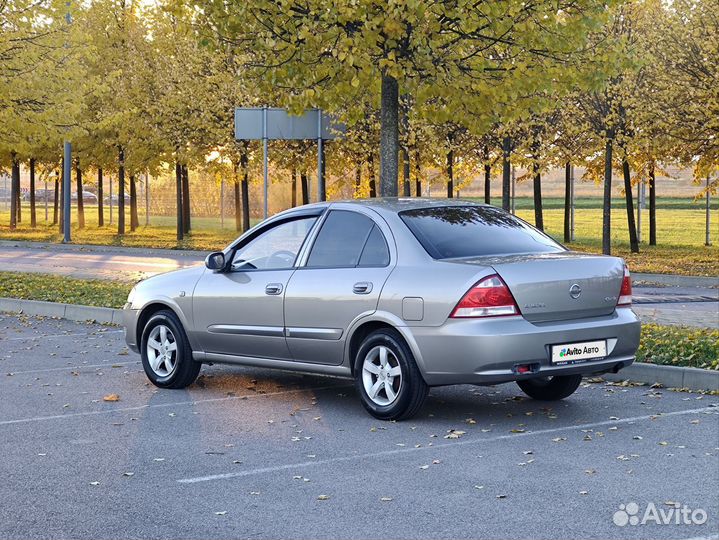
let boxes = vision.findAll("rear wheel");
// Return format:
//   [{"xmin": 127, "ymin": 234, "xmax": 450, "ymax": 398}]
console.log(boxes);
[
  {"xmin": 355, "ymin": 329, "xmax": 428, "ymax": 421},
  {"xmin": 141, "ymin": 309, "xmax": 201, "ymax": 389},
  {"xmin": 516, "ymin": 374, "xmax": 582, "ymax": 401}
]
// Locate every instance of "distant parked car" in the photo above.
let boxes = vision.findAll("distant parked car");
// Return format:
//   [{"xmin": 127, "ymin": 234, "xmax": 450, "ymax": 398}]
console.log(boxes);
[
  {"xmin": 72, "ymin": 191, "xmax": 99, "ymax": 205},
  {"xmin": 104, "ymin": 194, "xmax": 131, "ymax": 205},
  {"xmin": 22, "ymin": 189, "xmax": 55, "ymax": 202}
]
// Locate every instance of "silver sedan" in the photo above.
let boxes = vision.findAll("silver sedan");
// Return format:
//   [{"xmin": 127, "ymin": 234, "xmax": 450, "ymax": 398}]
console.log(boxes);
[{"xmin": 123, "ymin": 199, "xmax": 640, "ymax": 420}]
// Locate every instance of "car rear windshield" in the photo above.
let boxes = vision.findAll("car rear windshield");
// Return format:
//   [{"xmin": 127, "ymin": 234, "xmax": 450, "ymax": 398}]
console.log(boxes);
[{"xmin": 399, "ymin": 206, "xmax": 564, "ymax": 259}]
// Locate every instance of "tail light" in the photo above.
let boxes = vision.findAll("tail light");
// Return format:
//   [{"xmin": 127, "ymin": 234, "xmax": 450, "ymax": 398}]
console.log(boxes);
[
  {"xmin": 617, "ymin": 265, "xmax": 632, "ymax": 306},
  {"xmin": 451, "ymin": 274, "xmax": 520, "ymax": 318}
]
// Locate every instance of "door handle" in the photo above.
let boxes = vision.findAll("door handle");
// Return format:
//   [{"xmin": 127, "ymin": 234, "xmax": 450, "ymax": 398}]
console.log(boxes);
[
  {"xmin": 353, "ymin": 282, "xmax": 373, "ymax": 295},
  {"xmin": 265, "ymin": 283, "xmax": 283, "ymax": 295}
]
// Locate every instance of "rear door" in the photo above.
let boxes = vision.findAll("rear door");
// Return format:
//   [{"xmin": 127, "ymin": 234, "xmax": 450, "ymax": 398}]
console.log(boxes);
[{"xmin": 284, "ymin": 207, "xmax": 395, "ymax": 365}]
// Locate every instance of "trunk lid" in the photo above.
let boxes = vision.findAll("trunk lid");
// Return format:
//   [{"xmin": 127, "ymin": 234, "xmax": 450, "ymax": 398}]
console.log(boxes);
[{"xmin": 449, "ymin": 252, "xmax": 624, "ymax": 322}]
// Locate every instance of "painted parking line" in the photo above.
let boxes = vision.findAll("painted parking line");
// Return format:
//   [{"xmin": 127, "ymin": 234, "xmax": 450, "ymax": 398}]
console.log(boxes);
[
  {"xmin": 176, "ymin": 405, "xmax": 719, "ymax": 485},
  {"xmin": 4, "ymin": 360, "xmax": 140, "ymax": 376},
  {"xmin": 1, "ymin": 330, "xmax": 124, "ymax": 342},
  {"xmin": 0, "ymin": 383, "xmax": 352, "ymax": 426}
]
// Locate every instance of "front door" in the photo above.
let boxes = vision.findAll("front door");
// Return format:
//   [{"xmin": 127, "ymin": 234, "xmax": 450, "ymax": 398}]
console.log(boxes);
[
  {"xmin": 284, "ymin": 209, "xmax": 395, "ymax": 365},
  {"xmin": 193, "ymin": 215, "xmax": 318, "ymax": 360}
]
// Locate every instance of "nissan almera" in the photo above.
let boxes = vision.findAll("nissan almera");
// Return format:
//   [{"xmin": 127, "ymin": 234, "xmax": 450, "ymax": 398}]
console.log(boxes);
[{"xmin": 123, "ymin": 199, "xmax": 640, "ymax": 420}]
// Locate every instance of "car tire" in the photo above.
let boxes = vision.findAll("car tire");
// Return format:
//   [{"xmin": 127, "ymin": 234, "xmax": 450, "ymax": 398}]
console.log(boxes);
[
  {"xmin": 140, "ymin": 309, "xmax": 201, "ymax": 389},
  {"xmin": 354, "ymin": 328, "xmax": 428, "ymax": 421},
  {"xmin": 516, "ymin": 374, "xmax": 583, "ymax": 401}
]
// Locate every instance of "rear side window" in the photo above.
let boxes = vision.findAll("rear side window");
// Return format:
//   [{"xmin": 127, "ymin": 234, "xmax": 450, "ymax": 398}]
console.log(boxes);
[
  {"xmin": 358, "ymin": 225, "xmax": 390, "ymax": 267},
  {"xmin": 400, "ymin": 206, "xmax": 564, "ymax": 259},
  {"xmin": 307, "ymin": 210, "xmax": 389, "ymax": 268}
]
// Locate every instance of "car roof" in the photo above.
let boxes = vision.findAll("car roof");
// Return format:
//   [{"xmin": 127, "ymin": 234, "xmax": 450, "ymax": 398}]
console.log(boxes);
[{"xmin": 297, "ymin": 197, "xmax": 488, "ymax": 216}]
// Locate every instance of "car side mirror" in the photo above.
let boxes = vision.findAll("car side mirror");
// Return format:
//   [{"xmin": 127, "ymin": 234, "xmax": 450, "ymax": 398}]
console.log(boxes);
[{"xmin": 205, "ymin": 251, "xmax": 226, "ymax": 271}]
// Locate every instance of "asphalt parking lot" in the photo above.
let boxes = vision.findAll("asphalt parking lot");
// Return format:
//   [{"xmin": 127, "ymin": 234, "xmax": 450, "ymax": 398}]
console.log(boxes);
[{"xmin": 1, "ymin": 314, "xmax": 718, "ymax": 540}]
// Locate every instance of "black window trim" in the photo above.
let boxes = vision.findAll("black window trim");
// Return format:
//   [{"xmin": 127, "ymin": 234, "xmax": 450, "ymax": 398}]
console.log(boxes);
[{"xmin": 301, "ymin": 209, "xmax": 391, "ymax": 270}]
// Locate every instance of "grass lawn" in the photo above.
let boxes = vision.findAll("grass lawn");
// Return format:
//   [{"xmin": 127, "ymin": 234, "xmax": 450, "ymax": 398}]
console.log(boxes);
[
  {"xmin": 0, "ymin": 201, "xmax": 717, "ymax": 275},
  {"xmin": 0, "ymin": 271, "xmax": 131, "ymax": 308},
  {"xmin": 638, "ymin": 324, "xmax": 719, "ymax": 371}
]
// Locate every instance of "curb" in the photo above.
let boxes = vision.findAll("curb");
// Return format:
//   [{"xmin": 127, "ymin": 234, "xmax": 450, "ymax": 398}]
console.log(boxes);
[
  {"xmin": 0, "ymin": 240, "xmax": 207, "ymax": 259},
  {"xmin": 0, "ymin": 297, "xmax": 123, "ymax": 325},
  {"xmin": 604, "ymin": 362, "xmax": 719, "ymax": 392},
  {"xmin": 634, "ymin": 272, "xmax": 718, "ymax": 289}
]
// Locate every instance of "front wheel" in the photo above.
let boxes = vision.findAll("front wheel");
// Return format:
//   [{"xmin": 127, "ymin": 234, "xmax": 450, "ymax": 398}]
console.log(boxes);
[
  {"xmin": 141, "ymin": 309, "xmax": 201, "ymax": 389},
  {"xmin": 354, "ymin": 329, "xmax": 428, "ymax": 421},
  {"xmin": 516, "ymin": 374, "xmax": 582, "ymax": 401}
]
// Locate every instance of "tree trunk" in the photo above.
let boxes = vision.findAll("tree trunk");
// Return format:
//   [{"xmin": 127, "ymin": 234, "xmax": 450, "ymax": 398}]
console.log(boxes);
[
  {"xmin": 76, "ymin": 160, "xmax": 85, "ymax": 229},
  {"xmin": 97, "ymin": 168, "xmax": 104, "ymax": 227},
  {"xmin": 602, "ymin": 139, "xmax": 612, "ymax": 255},
  {"xmin": 402, "ymin": 146, "xmax": 410, "ymax": 197},
  {"xmin": 355, "ymin": 166, "xmax": 362, "ymax": 198},
  {"xmin": 118, "ymin": 147, "xmax": 126, "ymax": 236},
  {"xmin": 415, "ymin": 148, "xmax": 421, "ymax": 197},
  {"xmin": 564, "ymin": 162, "xmax": 571, "ymax": 243},
  {"xmin": 15, "ymin": 160, "xmax": 21, "ymax": 224},
  {"xmin": 175, "ymin": 162, "xmax": 183, "ymax": 241},
  {"xmin": 129, "ymin": 174, "xmax": 138, "ymax": 231},
  {"xmin": 368, "ymin": 154, "xmax": 377, "ymax": 197},
  {"xmin": 649, "ymin": 162, "xmax": 656, "ymax": 245},
  {"xmin": 52, "ymin": 174, "xmax": 59, "ymax": 225},
  {"xmin": 29, "ymin": 158, "xmax": 37, "ymax": 227},
  {"xmin": 300, "ymin": 170, "xmax": 309, "ymax": 206},
  {"xmin": 501, "ymin": 137, "xmax": 511, "ymax": 211},
  {"xmin": 181, "ymin": 165, "xmax": 190, "ymax": 233},
  {"xmin": 622, "ymin": 159, "xmax": 639, "ymax": 253},
  {"xmin": 379, "ymin": 72, "xmax": 399, "ymax": 196},
  {"xmin": 9, "ymin": 154, "xmax": 19, "ymax": 229},
  {"xmin": 291, "ymin": 168, "xmax": 297, "ymax": 207},
  {"xmin": 58, "ymin": 163, "xmax": 64, "ymax": 233},
  {"xmin": 233, "ymin": 180, "xmax": 241, "ymax": 232},
  {"xmin": 483, "ymin": 145, "xmax": 491, "ymax": 204},
  {"xmin": 446, "ymin": 148, "xmax": 454, "ymax": 198},
  {"xmin": 533, "ymin": 159, "xmax": 544, "ymax": 231},
  {"xmin": 240, "ymin": 149, "xmax": 250, "ymax": 232}
]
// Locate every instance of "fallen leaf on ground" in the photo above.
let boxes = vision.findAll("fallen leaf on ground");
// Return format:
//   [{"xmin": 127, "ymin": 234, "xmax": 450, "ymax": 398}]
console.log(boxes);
[{"xmin": 103, "ymin": 394, "xmax": 120, "ymax": 402}]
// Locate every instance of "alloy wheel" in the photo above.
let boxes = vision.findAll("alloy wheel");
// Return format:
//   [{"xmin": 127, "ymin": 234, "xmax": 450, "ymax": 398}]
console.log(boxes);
[{"xmin": 362, "ymin": 345, "xmax": 403, "ymax": 406}]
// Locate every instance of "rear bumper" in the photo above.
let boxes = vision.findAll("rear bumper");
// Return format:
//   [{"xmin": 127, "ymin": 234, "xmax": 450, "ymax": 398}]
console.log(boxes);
[{"xmin": 408, "ymin": 308, "xmax": 640, "ymax": 386}]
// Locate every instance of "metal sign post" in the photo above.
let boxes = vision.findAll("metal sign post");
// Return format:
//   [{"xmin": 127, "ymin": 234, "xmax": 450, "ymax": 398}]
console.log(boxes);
[
  {"xmin": 317, "ymin": 112, "xmax": 324, "ymax": 202},
  {"xmin": 263, "ymin": 107, "xmax": 269, "ymax": 218},
  {"xmin": 234, "ymin": 108, "xmax": 344, "ymax": 216},
  {"xmin": 62, "ymin": 141, "xmax": 71, "ymax": 242}
]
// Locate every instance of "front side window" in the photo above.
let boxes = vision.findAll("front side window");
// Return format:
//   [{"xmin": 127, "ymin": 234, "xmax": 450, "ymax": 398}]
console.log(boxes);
[
  {"xmin": 400, "ymin": 206, "xmax": 564, "ymax": 259},
  {"xmin": 231, "ymin": 217, "xmax": 317, "ymax": 271},
  {"xmin": 307, "ymin": 210, "xmax": 389, "ymax": 268}
]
